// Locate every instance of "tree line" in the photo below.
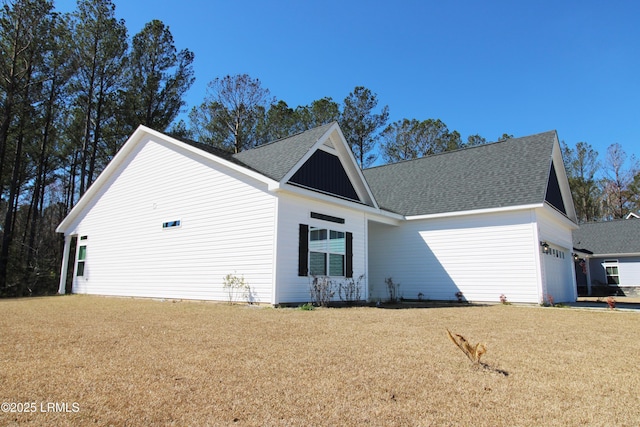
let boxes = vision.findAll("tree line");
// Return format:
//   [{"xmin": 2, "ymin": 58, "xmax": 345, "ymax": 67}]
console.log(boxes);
[
  {"xmin": 562, "ymin": 141, "xmax": 639, "ymax": 223},
  {"xmin": 0, "ymin": 0, "xmax": 194, "ymax": 296},
  {"xmin": 1, "ymin": 0, "xmax": 638, "ymax": 297}
]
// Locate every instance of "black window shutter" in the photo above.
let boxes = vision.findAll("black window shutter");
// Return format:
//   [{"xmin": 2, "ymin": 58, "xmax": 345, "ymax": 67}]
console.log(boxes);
[
  {"xmin": 298, "ymin": 224, "xmax": 309, "ymax": 276},
  {"xmin": 345, "ymin": 232, "xmax": 353, "ymax": 278}
]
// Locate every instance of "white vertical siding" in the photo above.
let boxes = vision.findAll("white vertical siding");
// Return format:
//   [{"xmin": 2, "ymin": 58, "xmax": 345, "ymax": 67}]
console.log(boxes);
[
  {"xmin": 67, "ymin": 137, "xmax": 276, "ymax": 302},
  {"xmin": 369, "ymin": 210, "xmax": 542, "ymax": 304},
  {"xmin": 274, "ymin": 192, "xmax": 367, "ymax": 304}
]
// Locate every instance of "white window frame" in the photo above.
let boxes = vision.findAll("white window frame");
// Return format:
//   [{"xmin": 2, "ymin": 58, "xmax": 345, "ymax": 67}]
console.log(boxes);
[
  {"xmin": 603, "ymin": 259, "xmax": 620, "ymax": 286},
  {"xmin": 309, "ymin": 227, "xmax": 346, "ymax": 277},
  {"xmin": 76, "ymin": 236, "xmax": 88, "ymax": 277}
]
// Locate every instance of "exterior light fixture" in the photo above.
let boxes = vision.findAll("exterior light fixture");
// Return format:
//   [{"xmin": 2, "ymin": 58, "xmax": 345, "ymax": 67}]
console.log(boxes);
[{"xmin": 540, "ymin": 241, "xmax": 550, "ymax": 253}]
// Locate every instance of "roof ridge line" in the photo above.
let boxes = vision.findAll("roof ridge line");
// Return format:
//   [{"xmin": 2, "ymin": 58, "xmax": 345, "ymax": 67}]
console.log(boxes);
[
  {"xmin": 364, "ymin": 130, "xmax": 557, "ymax": 171},
  {"xmin": 238, "ymin": 121, "xmax": 336, "ymax": 152}
]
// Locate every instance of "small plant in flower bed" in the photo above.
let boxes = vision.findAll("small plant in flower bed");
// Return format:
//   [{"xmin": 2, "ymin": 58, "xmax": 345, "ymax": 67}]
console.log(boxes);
[
  {"xmin": 385, "ymin": 277, "xmax": 400, "ymax": 303},
  {"xmin": 299, "ymin": 302, "xmax": 315, "ymax": 311},
  {"xmin": 606, "ymin": 296, "xmax": 616, "ymax": 310},
  {"xmin": 455, "ymin": 291, "xmax": 464, "ymax": 302},
  {"xmin": 499, "ymin": 294, "xmax": 511, "ymax": 305},
  {"xmin": 310, "ymin": 276, "xmax": 334, "ymax": 307},
  {"xmin": 541, "ymin": 294, "xmax": 555, "ymax": 307},
  {"xmin": 223, "ymin": 272, "xmax": 251, "ymax": 304}
]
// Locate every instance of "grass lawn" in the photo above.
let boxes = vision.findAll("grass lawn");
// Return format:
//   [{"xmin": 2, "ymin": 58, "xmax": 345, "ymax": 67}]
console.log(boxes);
[{"xmin": 1, "ymin": 295, "xmax": 639, "ymax": 426}]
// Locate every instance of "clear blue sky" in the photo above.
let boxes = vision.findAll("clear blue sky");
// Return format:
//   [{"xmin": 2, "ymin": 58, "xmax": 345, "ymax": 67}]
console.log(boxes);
[{"xmin": 55, "ymin": 0, "xmax": 640, "ymax": 167}]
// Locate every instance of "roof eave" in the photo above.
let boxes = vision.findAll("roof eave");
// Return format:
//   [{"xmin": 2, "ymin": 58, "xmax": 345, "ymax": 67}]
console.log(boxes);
[
  {"xmin": 273, "ymin": 183, "xmax": 403, "ymax": 223},
  {"xmin": 581, "ymin": 252, "xmax": 640, "ymax": 258},
  {"xmin": 56, "ymin": 125, "xmax": 279, "ymax": 235},
  {"xmin": 405, "ymin": 203, "xmax": 544, "ymax": 221}
]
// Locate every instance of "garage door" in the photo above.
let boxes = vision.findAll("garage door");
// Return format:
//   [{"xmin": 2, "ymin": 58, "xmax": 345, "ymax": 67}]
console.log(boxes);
[{"xmin": 542, "ymin": 244, "xmax": 573, "ymax": 302}]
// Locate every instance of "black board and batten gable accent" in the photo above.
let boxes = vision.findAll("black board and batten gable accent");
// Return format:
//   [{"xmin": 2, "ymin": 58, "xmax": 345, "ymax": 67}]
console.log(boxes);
[
  {"xmin": 289, "ymin": 150, "xmax": 361, "ymax": 202},
  {"xmin": 545, "ymin": 162, "xmax": 566, "ymax": 215}
]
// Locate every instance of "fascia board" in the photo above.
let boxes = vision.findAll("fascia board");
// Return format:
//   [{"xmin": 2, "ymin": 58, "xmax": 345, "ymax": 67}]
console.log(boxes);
[
  {"xmin": 583, "ymin": 252, "xmax": 640, "ymax": 258},
  {"xmin": 405, "ymin": 203, "xmax": 544, "ymax": 221},
  {"xmin": 541, "ymin": 202, "xmax": 580, "ymax": 230},
  {"xmin": 56, "ymin": 125, "xmax": 278, "ymax": 234},
  {"xmin": 550, "ymin": 133, "xmax": 578, "ymax": 223},
  {"xmin": 274, "ymin": 183, "xmax": 402, "ymax": 224},
  {"xmin": 328, "ymin": 125, "xmax": 379, "ymax": 209},
  {"xmin": 56, "ymin": 126, "xmax": 150, "ymax": 234},
  {"xmin": 160, "ymin": 132, "xmax": 278, "ymax": 187}
]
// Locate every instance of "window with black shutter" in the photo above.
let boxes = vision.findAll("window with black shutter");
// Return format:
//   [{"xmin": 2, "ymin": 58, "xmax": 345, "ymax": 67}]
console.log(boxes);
[{"xmin": 299, "ymin": 224, "xmax": 352, "ymax": 278}]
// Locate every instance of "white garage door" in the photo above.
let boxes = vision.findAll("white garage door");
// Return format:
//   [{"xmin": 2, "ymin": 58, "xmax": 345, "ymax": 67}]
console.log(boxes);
[{"xmin": 542, "ymin": 244, "xmax": 573, "ymax": 302}]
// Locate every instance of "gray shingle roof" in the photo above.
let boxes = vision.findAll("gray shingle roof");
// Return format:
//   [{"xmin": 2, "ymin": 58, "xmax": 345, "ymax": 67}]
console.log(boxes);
[
  {"xmin": 362, "ymin": 131, "xmax": 558, "ymax": 216},
  {"xmin": 232, "ymin": 122, "xmax": 335, "ymax": 181},
  {"xmin": 573, "ymin": 220, "xmax": 640, "ymax": 255}
]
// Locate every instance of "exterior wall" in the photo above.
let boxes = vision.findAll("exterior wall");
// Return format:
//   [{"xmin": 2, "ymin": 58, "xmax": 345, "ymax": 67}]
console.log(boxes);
[
  {"xmin": 536, "ymin": 207, "xmax": 578, "ymax": 302},
  {"xmin": 65, "ymin": 137, "xmax": 277, "ymax": 303},
  {"xmin": 588, "ymin": 256, "xmax": 640, "ymax": 287},
  {"xmin": 369, "ymin": 209, "xmax": 542, "ymax": 303},
  {"xmin": 273, "ymin": 192, "xmax": 368, "ymax": 304}
]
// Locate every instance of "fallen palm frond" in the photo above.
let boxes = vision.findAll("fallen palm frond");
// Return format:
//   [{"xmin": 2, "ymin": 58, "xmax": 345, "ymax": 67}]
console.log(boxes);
[
  {"xmin": 446, "ymin": 329, "xmax": 508, "ymax": 376},
  {"xmin": 446, "ymin": 329, "xmax": 486, "ymax": 364}
]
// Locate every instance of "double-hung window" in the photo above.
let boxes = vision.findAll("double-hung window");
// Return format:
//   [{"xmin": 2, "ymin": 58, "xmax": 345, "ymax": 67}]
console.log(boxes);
[
  {"xmin": 77, "ymin": 237, "xmax": 87, "ymax": 276},
  {"xmin": 604, "ymin": 260, "xmax": 620, "ymax": 285},
  {"xmin": 299, "ymin": 224, "xmax": 352, "ymax": 278},
  {"xmin": 309, "ymin": 227, "xmax": 346, "ymax": 276},
  {"xmin": 309, "ymin": 227, "xmax": 345, "ymax": 276}
]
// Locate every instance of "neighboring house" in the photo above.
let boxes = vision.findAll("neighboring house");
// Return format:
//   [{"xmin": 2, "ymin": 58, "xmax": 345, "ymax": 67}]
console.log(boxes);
[
  {"xmin": 573, "ymin": 219, "xmax": 640, "ymax": 296},
  {"xmin": 57, "ymin": 123, "xmax": 578, "ymax": 304}
]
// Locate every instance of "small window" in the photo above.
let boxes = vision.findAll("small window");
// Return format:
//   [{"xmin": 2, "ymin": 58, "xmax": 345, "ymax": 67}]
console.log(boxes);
[
  {"xmin": 77, "ymin": 245, "xmax": 87, "ymax": 276},
  {"xmin": 604, "ymin": 260, "xmax": 620, "ymax": 285},
  {"xmin": 163, "ymin": 220, "xmax": 181, "ymax": 229}
]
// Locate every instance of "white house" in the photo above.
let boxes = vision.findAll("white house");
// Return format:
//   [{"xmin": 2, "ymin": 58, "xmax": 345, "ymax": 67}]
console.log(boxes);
[{"xmin": 57, "ymin": 122, "xmax": 578, "ymax": 304}]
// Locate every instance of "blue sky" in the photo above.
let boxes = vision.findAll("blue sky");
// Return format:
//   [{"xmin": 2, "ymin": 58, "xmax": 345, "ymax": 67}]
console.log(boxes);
[{"xmin": 55, "ymin": 0, "xmax": 640, "ymax": 167}]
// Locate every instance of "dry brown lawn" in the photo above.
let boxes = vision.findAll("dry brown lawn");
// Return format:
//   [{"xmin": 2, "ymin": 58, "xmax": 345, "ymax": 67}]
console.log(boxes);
[{"xmin": 1, "ymin": 295, "xmax": 639, "ymax": 426}]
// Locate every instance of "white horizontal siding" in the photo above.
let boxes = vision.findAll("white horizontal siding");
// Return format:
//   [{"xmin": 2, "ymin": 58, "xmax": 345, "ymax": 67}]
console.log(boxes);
[
  {"xmin": 619, "ymin": 257, "xmax": 640, "ymax": 286},
  {"xmin": 274, "ymin": 192, "xmax": 368, "ymax": 304},
  {"xmin": 369, "ymin": 210, "xmax": 541, "ymax": 303},
  {"xmin": 536, "ymin": 207, "xmax": 577, "ymax": 302},
  {"xmin": 589, "ymin": 256, "xmax": 640, "ymax": 287},
  {"xmin": 69, "ymin": 137, "xmax": 276, "ymax": 303}
]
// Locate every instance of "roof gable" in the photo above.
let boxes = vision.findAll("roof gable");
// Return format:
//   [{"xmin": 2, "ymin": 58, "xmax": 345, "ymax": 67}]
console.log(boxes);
[
  {"xmin": 545, "ymin": 162, "xmax": 566, "ymax": 214},
  {"xmin": 363, "ymin": 130, "xmax": 577, "ymax": 220},
  {"xmin": 233, "ymin": 123, "xmax": 334, "ymax": 181},
  {"xmin": 289, "ymin": 149, "xmax": 360, "ymax": 201},
  {"xmin": 235, "ymin": 122, "xmax": 377, "ymax": 206}
]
